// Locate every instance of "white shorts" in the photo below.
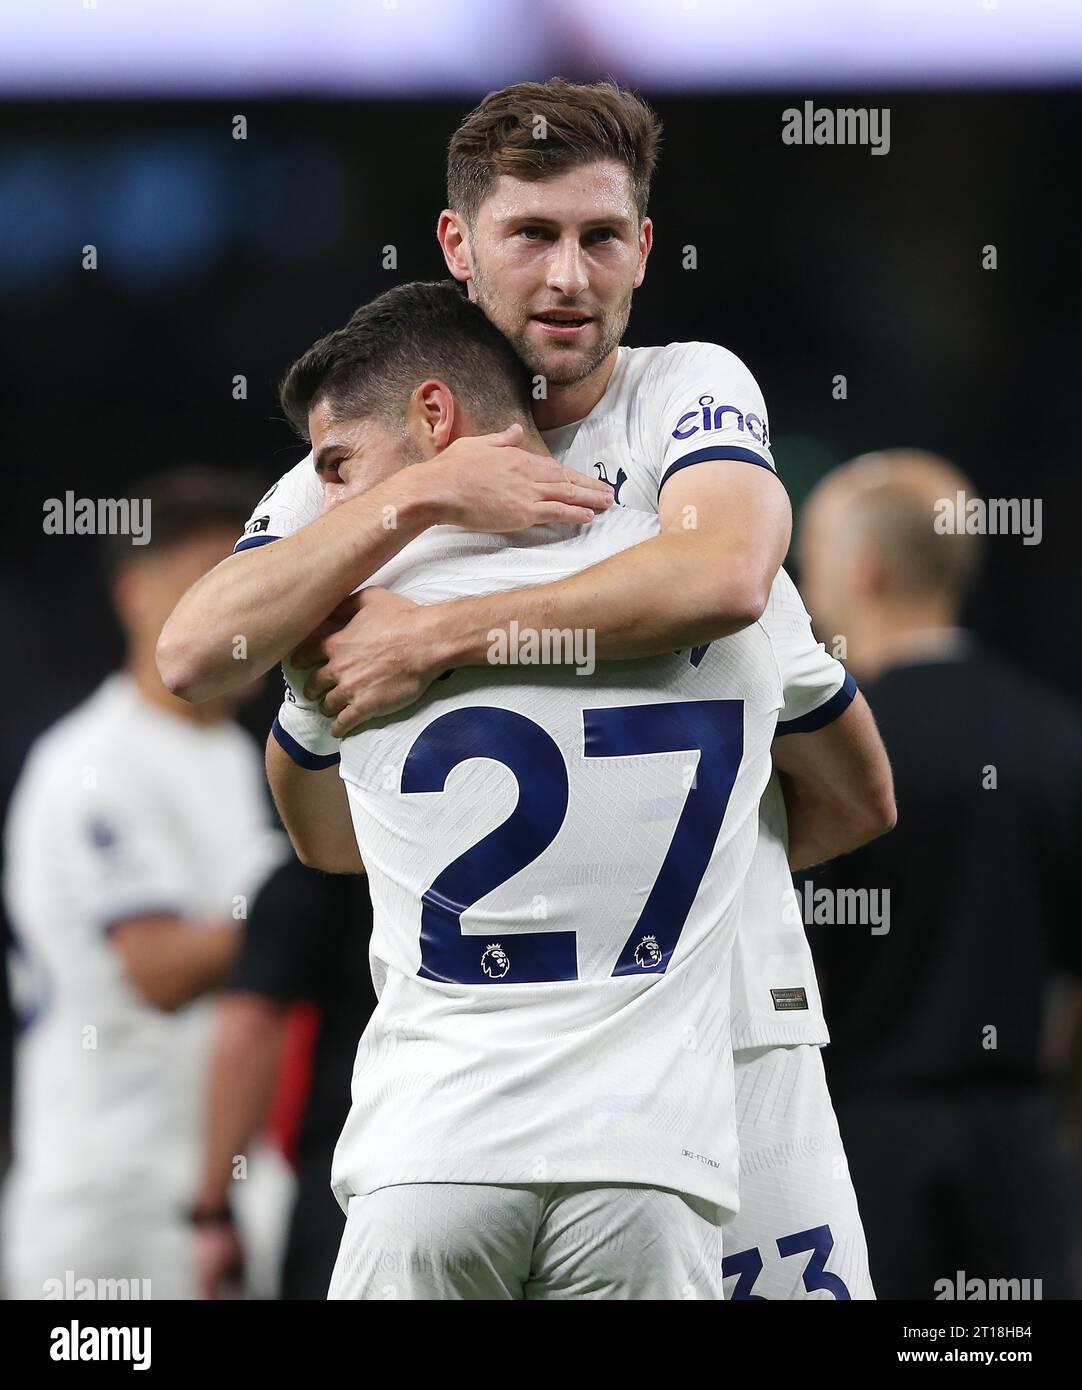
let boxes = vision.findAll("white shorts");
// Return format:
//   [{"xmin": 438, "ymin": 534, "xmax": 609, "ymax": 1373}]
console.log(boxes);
[
  {"xmin": 328, "ymin": 1181, "xmax": 725, "ymax": 1300},
  {"xmin": 2, "ymin": 1189, "xmax": 196, "ymax": 1301},
  {"xmin": 723, "ymin": 1043, "xmax": 875, "ymax": 1299}
]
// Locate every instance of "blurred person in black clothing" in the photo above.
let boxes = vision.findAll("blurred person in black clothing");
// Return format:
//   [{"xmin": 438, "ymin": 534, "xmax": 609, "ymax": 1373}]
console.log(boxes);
[
  {"xmin": 798, "ymin": 449, "xmax": 1082, "ymax": 1300},
  {"xmin": 192, "ymin": 857, "xmax": 376, "ymax": 1299}
]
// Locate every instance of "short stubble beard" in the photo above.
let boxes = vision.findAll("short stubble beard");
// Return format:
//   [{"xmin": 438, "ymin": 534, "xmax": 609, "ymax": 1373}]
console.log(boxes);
[{"xmin": 471, "ymin": 261, "xmax": 633, "ymax": 388}]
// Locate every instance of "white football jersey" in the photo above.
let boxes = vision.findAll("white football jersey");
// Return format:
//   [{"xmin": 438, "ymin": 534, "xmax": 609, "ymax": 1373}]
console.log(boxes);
[
  {"xmin": 234, "ymin": 341, "xmax": 775, "ymax": 548},
  {"xmin": 3, "ymin": 675, "xmax": 281, "ymax": 1209},
  {"xmin": 535, "ymin": 343, "xmax": 848, "ymax": 1048},
  {"xmin": 276, "ymin": 507, "xmax": 846, "ymax": 1210},
  {"xmin": 239, "ymin": 341, "xmax": 853, "ymax": 1050}
]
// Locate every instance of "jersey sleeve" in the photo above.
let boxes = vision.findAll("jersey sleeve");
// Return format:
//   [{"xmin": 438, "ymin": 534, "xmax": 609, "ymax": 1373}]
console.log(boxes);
[
  {"xmin": 765, "ymin": 567, "xmax": 858, "ymax": 734},
  {"xmin": 234, "ymin": 455, "xmax": 324, "ymax": 553},
  {"xmin": 70, "ymin": 782, "xmax": 200, "ymax": 931},
  {"xmin": 644, "ymin": 342, "xmax": 778, "ymax": 501},
  {"xmin": 271, "ymin": 654, "xmax": 341, "ymax": 769}
]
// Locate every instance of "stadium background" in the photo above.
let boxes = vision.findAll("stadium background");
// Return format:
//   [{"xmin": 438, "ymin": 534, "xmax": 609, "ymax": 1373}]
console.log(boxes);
[{"xmin": 1, "ymin": 0, "xmax": 1080, "ymax": 1293}]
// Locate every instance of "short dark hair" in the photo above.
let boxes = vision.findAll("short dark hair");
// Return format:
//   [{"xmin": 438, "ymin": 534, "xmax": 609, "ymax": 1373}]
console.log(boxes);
[
  {"xmin": 279, "ymin": 280, "xmax": 535, "ymax": 441},
  {"xmin": 447, "ymin": 77, "xmax": 662, "ymax": 225},
  {"xmin": 101, "ymin": 465, "xmax": 260, "ymax": 577}
]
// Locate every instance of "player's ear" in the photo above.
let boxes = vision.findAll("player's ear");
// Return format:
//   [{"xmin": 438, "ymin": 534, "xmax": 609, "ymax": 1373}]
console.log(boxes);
[
  {"xmin": 633, "ymin": 217, "xmax": 654, "ymax": 290},
  {"xmin": 408, "ymin": 380, "xmax": 457, "ymax": 456},
  {"xmin": 437, "ymin": 210, "xmax": 472, "ymax": 284},
  {"xmin": 852, "ymin": 544, "xmax": 886, "ymax": 599}
]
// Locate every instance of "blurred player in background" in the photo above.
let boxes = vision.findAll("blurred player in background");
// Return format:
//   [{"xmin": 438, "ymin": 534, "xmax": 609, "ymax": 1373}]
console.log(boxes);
[
  {"xmin": 193, "ymin": 860, "xmax": 376, "ymax": 1299},
  {"xmin": 2, "ymin": 469, "xmax": 282, "ymax": 1299},
  {"xmin": 799, "ymin": 449, "xmax": 1082, "ymax": 1299}
]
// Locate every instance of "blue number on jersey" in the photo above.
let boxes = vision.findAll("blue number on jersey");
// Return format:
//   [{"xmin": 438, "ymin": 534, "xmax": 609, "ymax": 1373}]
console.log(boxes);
[
  {"xmin": 401, "ymin": 700, "xmax": 743, "ymax": 984},
  {"xmin": 723, "ymin": 1225, "xmax": 852, "ymax": 1300},
  {"xmin": 720, "ymin": 1246, "xmax": 767, "ymax": 1301},
  {"xmin": 402, "ymin": 707, "xmax": 576, "ymax": 983},
  {"xmin": 584, "ymin": 700, "xmax": 743, "ymax": 975},
  {"xmin": 776, "ymin": 1225, "xmax": 852, "ymax": 1300}
]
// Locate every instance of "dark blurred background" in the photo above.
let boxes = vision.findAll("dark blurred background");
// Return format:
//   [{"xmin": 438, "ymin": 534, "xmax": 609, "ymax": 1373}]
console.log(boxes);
[
  {"xmin": 2, "ymin": 0, "xmax": 1080, "ymax": 1273},
  {"xmin": 6, "ymin": 88, "xmax": 1081, "ymax": 731}
]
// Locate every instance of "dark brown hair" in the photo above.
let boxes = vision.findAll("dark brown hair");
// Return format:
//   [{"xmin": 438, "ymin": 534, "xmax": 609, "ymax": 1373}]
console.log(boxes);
[
  {"xmin": 101, "ymin": 466, "xmax": 260, "ymax": 576},
  {"xmin": 279, "ymin": 280, "xmax": 535, "ymax": 441},
  {"xmin": 447, "ymin": 77, "xmax": 662, "ymax": 225}
]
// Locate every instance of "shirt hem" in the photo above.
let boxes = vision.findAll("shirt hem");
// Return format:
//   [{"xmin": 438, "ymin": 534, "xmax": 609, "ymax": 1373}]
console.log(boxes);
[
  {"xmin": 733, "ymin": 1025, "xmax": 830, "ymax": 1053},
  {"xmin": 332, "ymin": 1163, "xmax": 739, "ymax": 1217}
]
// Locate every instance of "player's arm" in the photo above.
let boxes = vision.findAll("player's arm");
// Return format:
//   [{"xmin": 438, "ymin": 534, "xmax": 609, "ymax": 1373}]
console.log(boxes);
[
  {"xmin": 195, "ymin": 990, "xmax": 286, "ymax": 1213},
  {"xmin": 156, "ymin": 428, "xmax": 611, "ymax": 704},
  {"xmin": 265, "ymin": 724, "xmax": 362, "ymax": 875},
  {"xmin": 193, "ymin": 855, "xmax": 341, "ymax": 1296},
  {"xmin": 443, "ymin": 458, "xmax": 790, "ymax": 653},
  {"xmin": 306, "ymin": 461, "xmax": 790, "ymax": 735},
  {"xmin": 431, "ymin": 455, "xmax": 784, "ymax": 650},
  {"xmin": 772, "ymin": 692, "xmax": 897, "ymax": 871},
  {"xmin": 81, "ymin": 783, "xmax": 251, "ymax": 1011},
  {"xmin": 109, "ymin": 915, "xmax": 241, "ymax": 1012},
  {"xmin": 191, "ymin": 990, "xmax": 287, "ymax": 1296}
]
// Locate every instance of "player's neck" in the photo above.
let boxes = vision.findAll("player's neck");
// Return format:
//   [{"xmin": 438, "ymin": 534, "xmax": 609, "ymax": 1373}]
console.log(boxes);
[
  {"xmin": 849, "ymin": 603, "xmax": 963, "ymax": 682},
  {"xmin": 518, "ymin": 422, "xmax": 551, "ymax": 455},
  {"xmin": 530, "ymin": 347, "xmax": 619, "ymax": 432},
  {"xmin": 123, "ymin": 646, "xmax": 231, "ymax": 727}
]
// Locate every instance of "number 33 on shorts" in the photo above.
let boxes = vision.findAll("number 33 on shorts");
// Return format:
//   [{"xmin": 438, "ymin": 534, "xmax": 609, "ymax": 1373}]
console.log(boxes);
[{"xmin": 723, "ymin": 1224, "xmax": 853, "ymax": 1300}]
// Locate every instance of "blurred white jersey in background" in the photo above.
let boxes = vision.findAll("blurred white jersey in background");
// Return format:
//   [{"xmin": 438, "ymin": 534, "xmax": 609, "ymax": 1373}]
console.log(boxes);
[{"xmin": 3, "ymin": 673, "xmax": 282, "ymax": 1299}]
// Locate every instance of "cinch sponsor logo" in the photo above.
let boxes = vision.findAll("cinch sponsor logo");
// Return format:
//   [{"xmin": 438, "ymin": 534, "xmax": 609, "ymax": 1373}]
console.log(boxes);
[{"xmin": 671, "ymin": 394, "xmax": 769, "ymax": 445}]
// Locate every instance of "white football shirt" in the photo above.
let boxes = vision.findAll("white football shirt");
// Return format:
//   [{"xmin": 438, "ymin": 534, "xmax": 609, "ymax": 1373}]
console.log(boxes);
[
  {"xmin": 275, "ymin": 507, "xmax": 846, "ymax": 1210},
  {"xmin": 239, "ymin": 341, "xmax": 855, "ymax": 1049},
  {"xmin": 4, "ymin": 675, "xmax": 281, "ymax": 1210},
  {"xmin": 535, "ymin": 342, "xmax": 847, "ymax": 1049}
]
